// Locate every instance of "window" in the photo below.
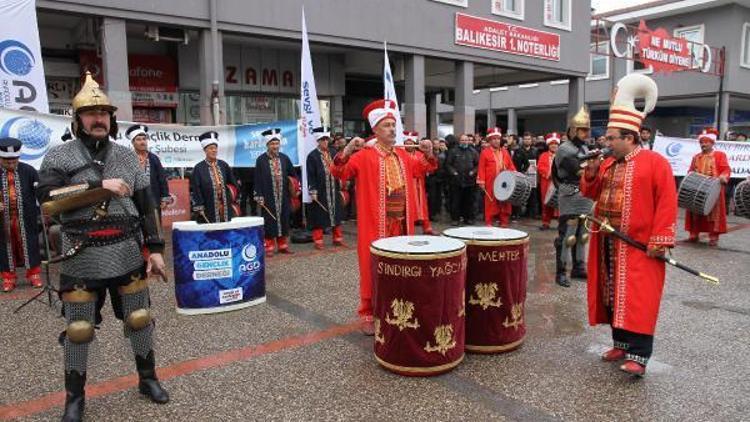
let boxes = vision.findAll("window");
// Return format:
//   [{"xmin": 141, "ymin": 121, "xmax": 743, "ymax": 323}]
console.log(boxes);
[
  {"xmin": 492, "ymin": 0, "xmax": 524, "ymax": 20},
  {"xmin": 588, "ymin": 42, "xmax": 609, "ymax": 80},
  {"xmin": 544, "ymin": 0, "xmax": 571, "ymax": 31},
  {"xmin": 431, "ymin": 0, "xmax": 468, "ymax": 7},
  {"xmin": 741, "ymin": 23, "xmax": 750, "ymax": 68},
  {"xmin": 674, "ymin": 24, "xmax": 705, "ymax": 69}
]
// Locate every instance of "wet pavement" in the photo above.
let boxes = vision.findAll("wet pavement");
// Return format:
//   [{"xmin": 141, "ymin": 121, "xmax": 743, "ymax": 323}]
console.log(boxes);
[{"xmin": 0, "ymin": 214, "xmax": 748, "ymax": 421}]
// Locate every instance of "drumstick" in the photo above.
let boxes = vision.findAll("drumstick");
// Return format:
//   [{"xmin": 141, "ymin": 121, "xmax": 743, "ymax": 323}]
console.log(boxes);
[
  {"xmin": 258, "ymin": 203, "xmax": 278, "ymax": 221},
  {"xmin": 478, "ymin": 185, "xmax": 493, "ymax": 200},
  {"xmin": 199, "ymin": 211, "xmax": 211, "ymax": 224}
]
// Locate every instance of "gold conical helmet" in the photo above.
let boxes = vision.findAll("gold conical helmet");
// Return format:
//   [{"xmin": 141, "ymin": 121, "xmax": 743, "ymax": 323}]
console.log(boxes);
[
  {"xmin": 569, "ymin": 106, "xmax": 590, "ymax": 129},
  {"xmin": 72, "ymin": 71, "xmax": 117, "ymax": 114}
]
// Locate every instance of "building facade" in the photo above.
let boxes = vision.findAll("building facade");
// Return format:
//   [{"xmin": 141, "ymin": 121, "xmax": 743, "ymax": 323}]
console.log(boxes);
[
  {"xmin": 35, "ymin": 0, "xmax": 591, "ymax": 138},
  {"xmin": 466, "ymin": 0, "xmax": 750, "ymax": 139}
]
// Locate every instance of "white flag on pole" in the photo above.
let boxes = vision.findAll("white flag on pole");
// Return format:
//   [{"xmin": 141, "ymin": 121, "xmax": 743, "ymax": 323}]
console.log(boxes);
[
  {"xmin": 383, "ymin": 42, "xmax": 404, "ymax": 145},
  {"xmin": 0, "ymin": 0, "xmax": 49, "ymax": 113},
  {"xmin": 299, "ymin": 7, "xmax": 322, "ymax": 203}
]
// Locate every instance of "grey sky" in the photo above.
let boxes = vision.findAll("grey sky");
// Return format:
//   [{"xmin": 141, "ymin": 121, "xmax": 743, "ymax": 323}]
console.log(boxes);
[{"xmin": 591, "ymin": 0, "xmax": 654, "ymax": 14}]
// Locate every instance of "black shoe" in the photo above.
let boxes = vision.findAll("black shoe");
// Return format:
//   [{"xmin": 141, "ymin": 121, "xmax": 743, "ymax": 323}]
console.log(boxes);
[
  {"xmin": 555, "ymin": 273, "xmax": 570, "ymax": 288},
  {"xmin": 136, "ymin": 351, "xmax": 170, "ymax": 404},
  {"xmin": 62, "ymin": 371, "xmax": 86, "ymax": 422},
  {"xmin": 570, "ymin": 266, "xmax": 588, "ymax": 279}
]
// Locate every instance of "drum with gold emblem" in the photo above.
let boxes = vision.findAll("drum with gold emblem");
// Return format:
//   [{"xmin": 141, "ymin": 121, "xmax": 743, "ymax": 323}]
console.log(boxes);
[
  {"xmin": 442, "ymin": 227, "xmax": 529, "ymax": 354},
  {"xmin": 370, "ymin": 235, "xmax": 467, "ymax": 376}
]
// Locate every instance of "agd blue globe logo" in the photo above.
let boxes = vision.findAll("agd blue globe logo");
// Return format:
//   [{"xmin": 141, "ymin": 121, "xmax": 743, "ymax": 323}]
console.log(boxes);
[
  {"xmin": 666, "ymin": 142, "xmax": 683, "ymax": 158},
  {"xmin": 0, "ymin": 116, "xmax": 52, "ymax": 160},
  {"xmin": 0, "ymin": 40, "xmax": 36, "ymax": 77}
]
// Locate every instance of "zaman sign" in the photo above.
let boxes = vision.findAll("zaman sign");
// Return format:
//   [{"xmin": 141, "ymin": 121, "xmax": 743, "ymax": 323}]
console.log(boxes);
[{"xmin": 454, "ymin": 13, "xmax": 560, "ymax": 61}]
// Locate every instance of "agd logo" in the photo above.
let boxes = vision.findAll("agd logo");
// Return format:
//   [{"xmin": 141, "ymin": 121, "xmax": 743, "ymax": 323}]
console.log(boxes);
[
  {"xmin": 0, "ymin": 40, "xmax": 35, "ymax": 76},
  {"xmin": 665, "ymin": 142, "xmax": 683, "ymax": 158},
  {"xmin": 239, "ymin": 243, "xmax": 261, "ymax": 273},
  {"xmin": 0, "ymin": 39, "xmax": 42, "ymax": 111},
  {"xmin": 0, "ymin": 116, "xmax": 52, "ymax": 160}
]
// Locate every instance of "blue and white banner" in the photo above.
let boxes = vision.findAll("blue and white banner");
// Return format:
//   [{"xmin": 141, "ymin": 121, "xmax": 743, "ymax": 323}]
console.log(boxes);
[
  {"xmin": 383, "ymin": 42, "xmax": 404, "ymax": 145},
  {"xmin": 0, "ymin": 107, "xmax": 300, "ymax": 168},
  {"xmin": 0, "ymin": 0, "xmax": 48, "ymax": 113},
  {"xmin": 299, "ymin": 7, "xmax": 322, "ymax": 203},
  {"xmin": 654, "ymin": 135, "xmax": 750, "ymax": 178}
]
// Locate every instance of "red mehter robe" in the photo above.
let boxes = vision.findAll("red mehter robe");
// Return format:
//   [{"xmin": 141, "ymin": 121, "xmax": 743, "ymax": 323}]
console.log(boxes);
[
  {"xmin": 684, "ymin": 150, "xmax": 730, "ymax": 234},
  {"xmin": 477, "ymin": 147, "xmax": 516, "ymax": 225},
  {"xmin": 331, "ymin": 144, "xmax": 437, "ymax": 318},
  {"xmin": 580, "ymin": 148, "xmax": 677, "ymax": 335},
  {"xmin": 410, "ymin": 150, "xmax": 430, "ymax": 223},
  {"xmin": 537, "ymin": 151, "xmax": 558, "ymax": 224}
]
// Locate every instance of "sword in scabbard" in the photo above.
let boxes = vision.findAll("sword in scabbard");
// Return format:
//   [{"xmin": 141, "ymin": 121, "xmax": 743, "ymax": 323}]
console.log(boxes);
[
  {"xmin": 258, "ymin": 203, "xmax": 278, "ymax": 221},
  {"xmin": 579, "ymin": 214, "xmax": 719, "ymax": 285},
  {"xmin": 313, "ymin": 198, "xmax": 329, "ymax": 213}
]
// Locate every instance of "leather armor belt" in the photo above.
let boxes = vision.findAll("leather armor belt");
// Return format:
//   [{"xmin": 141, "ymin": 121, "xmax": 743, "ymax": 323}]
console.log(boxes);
[{"xmin": 54, "ymin": 216, "xmax": 142, "ymax": 262}]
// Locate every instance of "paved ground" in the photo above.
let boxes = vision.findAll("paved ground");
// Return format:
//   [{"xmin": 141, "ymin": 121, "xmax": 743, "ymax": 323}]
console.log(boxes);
[{"xmin": 0, "ymin": 214, "xmax": 748, "ymax": 421}]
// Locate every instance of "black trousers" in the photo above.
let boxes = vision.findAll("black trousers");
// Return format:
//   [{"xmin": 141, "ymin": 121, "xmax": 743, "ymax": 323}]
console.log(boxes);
[
  {"xmin": 426, "ymin": 181, "xmax": 443, "ymax": 220},
  {"xmin": 451, "ymin": 185, "xmax": 476, "ymax": 223}
]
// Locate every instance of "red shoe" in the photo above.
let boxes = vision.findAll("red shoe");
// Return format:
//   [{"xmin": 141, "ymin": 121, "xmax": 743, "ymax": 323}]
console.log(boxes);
[
  {"xmin": 265, "ymin": 249, "xmax": 274, "ymax": 258},
  {"xmin": 314, "ymin": 242, "xmax": 324, "ymax": 251},
  {"xmin": 619, "ymin": 360, "xmax": 646, "ymax": 376},
  {"xmin": 28, "ymin": 273, "xmax": 43, "ymax": 288},
  {"xmin": 708, "ymin": 236, "xmax": 719, "ymax": 247},
  {"xmin": 2, "ymin": 280, "xmax": 15, "ymax": 293},
  {"xmin": 601, "ymin": 348, "xmax": 627, "ymax": 362},
  {"xmin": 361, "ymin": 316, "xmax": 375, "ymax": 336}
]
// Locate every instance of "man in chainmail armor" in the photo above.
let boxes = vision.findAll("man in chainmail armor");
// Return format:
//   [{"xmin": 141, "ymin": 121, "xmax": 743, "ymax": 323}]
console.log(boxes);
[
  {"xmin": 552, "ymin": 107, "xmax": 594, "ymax": 287},
  {"xmin": 36, "ymin": 72, "xmax": 169, "ymax": 422}
]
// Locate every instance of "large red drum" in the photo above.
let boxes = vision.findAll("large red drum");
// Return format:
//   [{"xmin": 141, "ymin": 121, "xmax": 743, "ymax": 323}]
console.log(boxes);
[
  {"xmin": 371, "ymin": 235, "xmax": 467, "ymax": 376},
  {"xmin": 443, "ymin": 227, "xmax": 529, "ymax": 354}
]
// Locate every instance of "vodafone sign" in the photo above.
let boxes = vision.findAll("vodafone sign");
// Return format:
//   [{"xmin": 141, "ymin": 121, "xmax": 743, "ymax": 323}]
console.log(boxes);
[{"xmin": 455, "ymin": 13, "xmax": 560, "ymax": 61}]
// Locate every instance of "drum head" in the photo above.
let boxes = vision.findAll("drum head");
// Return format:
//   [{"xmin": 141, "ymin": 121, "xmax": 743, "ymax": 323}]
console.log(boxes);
[
  {"xmin": 493, "ymin": 171, "xmax": 519, "ymax": 201},
  {"xmin": 443, "ymin": 226, "xmax": 528, "ymax": 242},
  {"xmin": 371, "ymin": 235, "xmax": 465, "ymax": 255}
]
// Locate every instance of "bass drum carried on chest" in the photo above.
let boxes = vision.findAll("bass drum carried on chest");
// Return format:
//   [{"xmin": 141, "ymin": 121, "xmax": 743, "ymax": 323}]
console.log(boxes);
[
  {"xmin": 734, "ymin": 179, "xmax": 750, "ymax": 219},
  {"xmin": 678, "ymin": 172, "xmax": 721, "ymax": 216},
  {"xmin": 493, "ymin": 171, "xmax": 532, "ymax": 206}
]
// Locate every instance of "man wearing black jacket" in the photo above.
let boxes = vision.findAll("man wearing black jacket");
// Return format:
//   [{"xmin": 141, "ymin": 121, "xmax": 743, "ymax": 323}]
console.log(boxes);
[
  {"xmin": 513, "ymin": 132, "xmax": 540, "ymax": 218},
  {"xmin": 445, "ymin": 134, "xmax": 479, "ymax": 225},
  {"xmin": 426, "ymin": 138, "xmax": 447, "ymax": 221}
]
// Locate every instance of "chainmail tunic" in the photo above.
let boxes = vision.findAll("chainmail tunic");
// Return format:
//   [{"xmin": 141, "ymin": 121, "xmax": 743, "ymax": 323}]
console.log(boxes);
[
  {"xmin": 39, "ymin": 139, "xmax": 148, "ymax": 282},
  {"xmin": 555, "ymin": 140, "xmax": 594, "ymax": 216}
]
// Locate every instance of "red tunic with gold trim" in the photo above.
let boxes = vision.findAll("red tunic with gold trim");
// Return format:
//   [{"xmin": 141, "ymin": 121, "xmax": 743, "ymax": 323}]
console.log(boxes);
[
  {"xmin": 684, "ymin": 151, "xmax": 730, "ymax": 234},
  {"xmin": 477, "ymin": 147, "xmax": 516, "ymax": 223},
  {"xmin": 580, "ymin": 147, "xmax": 677, "ymax": 335},
  {"xmin": 331, "ymin": 144, "xmax": 437, "ymax": 318},
  {"xmin": 537, "ymin": 151, "xmax": 558, "ymax": 221}
]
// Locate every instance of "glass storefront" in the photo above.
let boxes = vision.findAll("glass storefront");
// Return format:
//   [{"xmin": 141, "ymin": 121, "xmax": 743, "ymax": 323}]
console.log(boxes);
[{"xmin": 177, "ymin": 92, "xmax": 330, "ymax": 127}]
